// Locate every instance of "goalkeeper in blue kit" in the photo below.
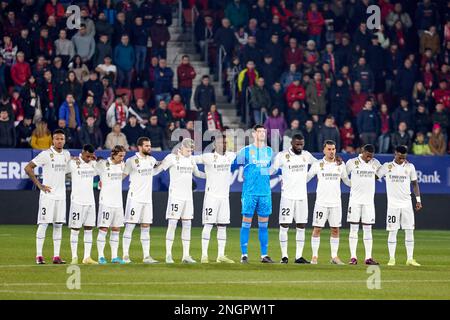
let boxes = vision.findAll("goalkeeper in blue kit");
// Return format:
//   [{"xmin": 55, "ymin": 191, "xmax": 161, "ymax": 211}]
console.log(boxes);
[{"xmin": 232, "ymin": 125, "xmax": 274, "ymax": 263}]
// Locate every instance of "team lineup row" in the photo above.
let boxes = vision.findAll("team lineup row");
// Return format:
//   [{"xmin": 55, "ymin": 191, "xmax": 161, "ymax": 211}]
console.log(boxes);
[{"xmin": 24, "ymin": 125, "xmax": 423, "ymax": 267}]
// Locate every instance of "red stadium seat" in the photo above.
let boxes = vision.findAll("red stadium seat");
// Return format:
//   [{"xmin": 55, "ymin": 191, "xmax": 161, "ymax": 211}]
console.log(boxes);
[
  {"xmin": 133, "ymin": 88, "xmax": 150, "ymax": 103},
  {"xmin": 115, "ymin": 88, "xmax": 132, "ymax": 104}
]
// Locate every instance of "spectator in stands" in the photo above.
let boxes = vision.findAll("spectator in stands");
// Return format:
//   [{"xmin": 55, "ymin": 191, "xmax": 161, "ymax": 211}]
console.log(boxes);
[
  {"xmin": 80, "ymin": 7, "xmax": 96, "ymax": 37},
  {"xmin": 81, "ymin": 95, "xmax": 101, "ymax": 127},
  {"xmin": 106, "ymin": 95, "xmax": 129, "ymax": 129},
  {"xmin": 105, "ymin": 123, "xmax": 129, "ymax": 150},
  {"xmin": 286, "ymin": 100, "xmax": 308, "ymax": 125},
  {"xmin": 57, "ymin": 118, "xmax": 77, "ymax": 148},
  {"xmin": 123, "ymin": 115, "xmax": 143, "ymax": 151},
  {"xmin": 225, "ymin": 0, "xmax": 249, "ymax": 28},
  {"xmin": 72, "ymin": 24, "xmax": 95, "ymax": 64},
  {"xmin": 264, "ymin": 107, "xmax": 287, "ymax": 145},
  {"xmin": 61, "ymin": 71, "xmax": 83, "ymax": 106},
  {"xmin": 16, "ymin": 116, "xmax": 34, "ymax": 148},
  {"xmin": 155, "ymin": 99, "xmax": 173, "ymax": 129},
  {"xmin": 150, "ymin": 15, "xmax": 170, "ymax": 59},
  {"xmin": 194, "ymin": 75, "xmax": 216, "ymax": 113},
  {"xmin": 144, "ymin": 115, "xmax": 167, "ymax": 151},
  {"xmin": 432, "ymin": 103, "xmax": 449, "ymax": 142},
  {"xmin": 114, "ymin": 34, "xmax": 135, "ymax": 88},
  {"xmin": 250, "ymin": 77, "xmax": 271, "ymax": 125},
  {"xmin": 83, "ymin": 71, "xmax": 103, "ymax": 107},
  {"xmin": 0, "ymin": 107, "xmax": 15, "ymax": 148},
  {"xmin": 282, "ymin": 119, "xmax": 302, "ymax": 150},
  {"xmin": 357, "ymin": 99, "xmax": 380, "ymax": 146},
  {"xmin": 306, "ymin": 2, "xmax": 325, "ymax": 49},
  {"xmin": 420, "ymin": 25, "xmax": 440, "ymax": 56},
  {"xmin": 285, "ymin": 75, "xmax": 306, "ymax": 108},
  {"xmin": 340, "ymin": 120, "xmax": 355, "ymax": 154},
  {"xmin": 69, "ymin": 55, "xmax": 90, "ymax": 83},
  {"xmin": 429, "ymin": 123, "xmax": 446, "ymax": 155},
  {"xmin": 280, "ymin": 63, "xmax": 302, "ymax": 90},
  {"xmin": 413, "ymin": 132, "xmax": 433, "ymax": 156},
  {"xmin": 129, "ymin": 98, "xmax": 151, "ymax": 128},
  {"xmin": 302, "ymin": 119, "xmax": 318, "ymax": 152},
  {"xmin": 131, "ymin": 16, "xmax": 149, "ymax": 84},
  {"xmin": 100, "ymin": 77, "xmax": 115, "ymax": 113},
  {"xmin": 378, "ymin": 103, "xmax": 392, "ymax": 153},
  {"xmin": 113, "ymin": 12, "xmax": 130, "ymax": 46},
  {"xmin": 1, "ymin": 35, "xmax": 17, "ymax": 68},
  {"xmin": 270, "ymin": 82, "xmax": 287, "ymax": 115},
  {"xmin": 260, "ymin": 54, "xmax": 280, "ymax": 89},
  {"xmin": 30, "ymin": 120, "xmax": 52, "ymax": 150},
  {"xmin": 392, "ymin": 98, "xmax": 415, "ymax": 137},
  {"xmin": 11, "ymin": 90, "xmax": 24, "ymax": 124},
  {"xmin": 95, "ymin": 13, "xmax": 114, "ymax": 44},
  {"xmin": 0, "ymin": 56, "xmax": 6, "ymax": 96},
  {"xmin": 240, "ymin": 34, "xmax": 263, "ymax": 69},
  {"xmin": 51, "ymin": 57, "xmax": 67, "ymax": 87},
  {"xmin": 284, "ymin": 38, "xmax": 303, "ymax": 70},
  {"xmin": 329, "ymin": 77, "xmax": 350, "ymax": 127},
  {"xmin": 306, "ymin": 72, "xmax": 328, "ymax": 119},
  {"xmin": 58, "ymin": 93, "xmax": 81, "ymax": 143},
  {"xmin": 165, "ymin": 121, "xmax": 178, "ymax": 150},
  {"xmin": 318, "ymin": 115, "xmax": 340, "ymax": 152},
  {"xmin": 352, "ymin": 56, "xmax": 374, "ymax": 94},
  {"xmin": 54, "ymin": 29, "xmax": 75, "ymax": 67},
  {"xmin": 386, "ymin": 2, "xmax": 412, "ymax": 31},
  {"xmin": 154, "ymin": 58, "xmax": 174, "ymax": 105},
  {"xmin": 79, "ymin": 115, "xmax": 103, "ymax": 150},
  {"xmin": 415, "ymin": 0, "xmax": 439, "ymax": 34},
  {"xmin": 203, "ymin": 104, "xmax": 223, "ymax": 132},
  {"xmin": 350, "ymin": 81, "xmax": 368, "ymax": 117},
  {"xmin": 177, "ymin": 55, "xmax": 197, "ymax": 111},
  {"xmin": 391, "ymin": 122, "xmax": 412, "ymax": 152},
  {"xmin": 395, "ymin": 59, "xmax": 416, "ymax": 101},
  {"xmin": 432, "ymin": 79, "xmax": 450, "ymax": 110},
  {"xmin": 168, "ymin": 94, "xmax": 187, "ymax": 121},
  {"xmin": 11, "ymin": 52, "xmax": 31, "ymax": 88},
  {"xmin": 93, "ymin": 34, "xmax": 112, "ymax": 70},
  {"xmin": 264, "ymin": 33, "xmax": 283, "ymax": 71},
  {"xmin": 415, "ymin": 103, "xmax": 432, "ymax": 135}
]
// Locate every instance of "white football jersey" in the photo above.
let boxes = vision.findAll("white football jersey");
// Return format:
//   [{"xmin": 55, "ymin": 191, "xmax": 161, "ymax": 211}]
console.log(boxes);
[
  {"xmin": 124, "ymin": 153, "xmax": 157, "ymax": 204},
  {"xmin": 346, "ymin": 155, "xmax": 381, "ymax": 204},
  {"xmin": 378, "ymin": 161, "xmax": 417, "ymax": 209},
  {"xmin": 194, "ymin": 151, "xmax": 236, "ymax": 199},
  {"xmin": 68, "ymin": 155, "xmax": 98, "ymax": 205},
  {"xmin": 273, "ymin": 149, "xmax": 317, "ymax": 200},
  {"xmin": 308, "ymin": 158, "xmax": 348, "ymax": 207},
  {"xmin": 97, "ymin": 158, "xmax": 125, "ymax": 208},
  {"xmin": 161, "ymin": 152, "xmax": 199, "ymax": 201},
  {"xmin": 31, "ymin": 146, "xmax": 71, "ymax": 200}
]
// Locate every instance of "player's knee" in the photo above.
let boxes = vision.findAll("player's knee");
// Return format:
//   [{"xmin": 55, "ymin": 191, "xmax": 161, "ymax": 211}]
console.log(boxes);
[
  {"xmin": 84, "ymin": 226, "xmax": 93, "ymax": 231},
  {"xmin": 312, "ymin": 227, "xmax": 321, "ymax": 236},
  {"xmin": 331, "ymin": 227, "xmax": 339, "ymax": 237},
  {"xmin": 71, "ymin": 228, "xmax": 81, "ymax": 231},
  {"xmin": 111, "ymin": 227, "xmax": 120, "ymax": 232},
  {"xmin": 217, "ymin": 224, "xmax": 227, "ymax": 227},
  {"xmin": 280, "ymin": 223, "xmax": 289, "ymax": 229},
  {"xmin": 99, "ymin": 227, "xmax": 108, "ymax": 232},
  {"xmin": 296, "ymin": 223, "xmax": 305, "ymax": 229},
  {"xmin": 141, "ymin": 224, "xmax": 150, "ymax": 228}
]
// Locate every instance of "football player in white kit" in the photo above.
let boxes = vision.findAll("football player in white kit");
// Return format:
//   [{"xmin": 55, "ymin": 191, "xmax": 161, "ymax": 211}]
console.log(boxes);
[
  {"xmin": 96, "ymin": 145, "xmax": 127, "ymax": 264},
  {"xmin": 25, "ymin": 129, "xmax": 71, "ymax": 264},
  {"xmin": 67, "ymin": 144, "xmax": 99, "ymax": 265},
  {"xmin": 272, "ymin": 134, "xmax": 317, "ymax": 264},
  {"xmin": 377, "ymin": 145, "xmax": 423, "ymax": 267},
  {"xmin": 346, "ymin": 144, "xmax": 381, "ymax": 265},
  {"xmin": 194, "ymin": 134, "xmax": 236, "ymax": 264},
  {"xmin": 122, "ymin": 137, "xmax": 159, "ymax": 264},
  {"xmin": 157, "ymin": 138, "xmax": 205, "ymax": 264},
  {"xmin": 306, "ymin": 140, "xmax": 351, "ymax": 265}
]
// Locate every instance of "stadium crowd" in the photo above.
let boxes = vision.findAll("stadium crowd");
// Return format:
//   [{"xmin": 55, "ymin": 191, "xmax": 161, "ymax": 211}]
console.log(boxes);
[{"xmin": 0, "ymin": 0, "xmax": 449, "ymax": 156}]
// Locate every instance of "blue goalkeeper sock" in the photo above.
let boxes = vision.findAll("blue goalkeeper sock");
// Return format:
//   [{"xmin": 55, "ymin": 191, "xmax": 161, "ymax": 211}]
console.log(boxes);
[
  {"xmin": 240, "ymin": 220, "xmax": 251, "ymax": 255},
  {"xmin": 258, "ymin": 221, "xmax": 269, "ymax": 256}
]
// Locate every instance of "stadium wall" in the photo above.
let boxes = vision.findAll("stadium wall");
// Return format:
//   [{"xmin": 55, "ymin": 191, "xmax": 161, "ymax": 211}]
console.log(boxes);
[{"xmin": 1, "ymin": 191, "xmax": 449, "ymax": 230}]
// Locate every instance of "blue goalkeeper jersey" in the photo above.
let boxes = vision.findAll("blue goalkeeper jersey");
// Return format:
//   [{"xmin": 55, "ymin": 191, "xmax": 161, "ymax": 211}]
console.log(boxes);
[{"xmin": 232, "ymin": 144, "xmax": 273, "ymax": 196}]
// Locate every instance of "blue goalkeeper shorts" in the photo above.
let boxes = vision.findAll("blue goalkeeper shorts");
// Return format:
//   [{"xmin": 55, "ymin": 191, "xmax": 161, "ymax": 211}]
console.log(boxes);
[{"xmin": 241, "ymin": 195, "xmax": 272, "ymax": 217}]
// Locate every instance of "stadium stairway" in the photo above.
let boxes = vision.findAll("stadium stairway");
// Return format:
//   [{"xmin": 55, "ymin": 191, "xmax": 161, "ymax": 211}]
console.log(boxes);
[{"xmin": 167, "ymin": 18, "xmax": 242, "ymax": 129}]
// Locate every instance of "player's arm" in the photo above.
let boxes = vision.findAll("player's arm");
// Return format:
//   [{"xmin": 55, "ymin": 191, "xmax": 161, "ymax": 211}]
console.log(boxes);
[
  {"xmin": 25, "ymin": 161, "xmax": 51, "ymax": 193},
  {"xmin": 340, "ymin": 165, "xmax": 351, "ymax": 187},
  {"xmin": 410, "ymin": 165, "xmax": 422, "ymax": 211},
  {"xmin": 153, "ymin": 154, "xmax": 172, "ymax": 176},
  {"xmin": 193, "ymin": 161, "xmax": 206, "ymax": 179},
  {"xmin": 122, "ymin": 159, "xmax": 131, "ymax": 179},
  {"xmin": 306, "ymin": 162, "xmax": 318, "ymax": 183},
  {"xmin": 230, "ymin": 147, "xmax": 246, "ymax": 171},
  {"xmin": 376, "ymin": 163, "xmax": 387, "ymax": 180},
  {"xmin": 269, "ymin": 153, "xmax": 281, "ymax": 175}
]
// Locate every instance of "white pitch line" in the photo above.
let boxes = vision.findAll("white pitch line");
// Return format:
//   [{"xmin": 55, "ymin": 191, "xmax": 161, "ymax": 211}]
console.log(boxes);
[{"xmin": 2, "ymin": 279, "xmax": 450, "ymax": 286}]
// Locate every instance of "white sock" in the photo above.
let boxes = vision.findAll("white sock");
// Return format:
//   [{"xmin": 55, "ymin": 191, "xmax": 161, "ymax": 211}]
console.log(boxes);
[
  {"xmin": 122, "ymin": 224, "xmax": 135, "ymax": 258},
  {"xmin": 349, "ymin": 224, "xmax": 359, "ymax": 259},
  {"xmin": 110, "ymin": 231, "xmax": 120, "ymax": 259},
  {"xmin": 295, "ymin": 228, "xmax": 305, "ymax": 259},
  {"xmin": 311, "ymin": 236, "xmax": 320, "ymax": 257},
  {"xmin": 83, "ymin": 229, "xmax": 93, "ymax": 260},
  {"xmin": 166, "ymin": 219, "xmax": 177, "ymax": 257},
  {"xmin": 330, "ymin": 237, "xmax": 339, "ymax": 259},
  {"xmin": 70, "ymin": 229, "xmax": 79, "ymax": 259},
  {"xmin": 279, "ymin": 226, "xmax": 289, "ymax": 258},
  {"xmin": 36, "ymin": 224, "xmax": 48, "ymax": 257},
  {"xmin": 217, "ymin": 226, "xmax": 227, "ymax": 257},
  {"xmin": 388, "ymin": 230, "xmax": 398, "ymax": 259},
  {"xmin": 97, "ymin": 229, "xmax": 107, "ymax": 258},
  {"xmin": 181, "ymin": 220, "xmax": 192, "ymax": 258},
  {"xmin": 405, "ymin": 229, "xmax": 414, "ymax": 260},
  {"xmin": 363, "ymin": 225, "xmax": 373, "ymax": 260},
  {"xmin": 201, "ymin": 224, "xmax": 213, "ymax": 257},
  {"xmin": 140, "ymin": 226, "xmax": 150, "ymax": 258},
  {"xmin": 53, "ymin": 224, "xmax": 63, "ymax": 257}
]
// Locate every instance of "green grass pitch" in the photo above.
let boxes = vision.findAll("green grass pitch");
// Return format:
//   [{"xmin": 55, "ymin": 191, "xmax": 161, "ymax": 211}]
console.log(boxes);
[{"xmin": 1, "ymin": 225, "xmax": 450, "ymax": 300}]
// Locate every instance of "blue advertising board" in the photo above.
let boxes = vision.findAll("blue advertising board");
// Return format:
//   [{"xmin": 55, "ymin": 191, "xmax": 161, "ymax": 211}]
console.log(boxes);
[{"xmin": 0, "ymin": 149, "xmax": 449, "ymax": 194}]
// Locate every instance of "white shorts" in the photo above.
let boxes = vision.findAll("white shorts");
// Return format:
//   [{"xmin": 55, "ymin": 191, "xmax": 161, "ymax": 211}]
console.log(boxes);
[
  {"xmin": 97, "ymin": 204, "xmax": 124, "ymax": 228},
  {"xmin": 37, "ymin": 195, "xmax": 66, "ymax": 225},
  {"xmin": 279, "ymin": 197, "xmax": 308, "ymax": 224},
  {"xmin": 386, "ymin": 205, "xmax": 415, "ymax": 231},
  {"xmin": 202, "ymin": 194, "xmax": 230, "ymax": 225},
  {"xmin": 312, "ymin": 203, "xmax": 342, "ymax": 228},
  {"xmin": 165, "ymin": 197, "xmax": 194, "ymax": 220},
  {"xmin": 125, "ymin": 198, "xmax": 153, "ymax": 224},
  {"xmin": 68, "ymin": 202, "xmax": 96, "ymax": 229},
  {"xmin": 347, "ymin": 202, "xmax": 376, "ymax": 225}
]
